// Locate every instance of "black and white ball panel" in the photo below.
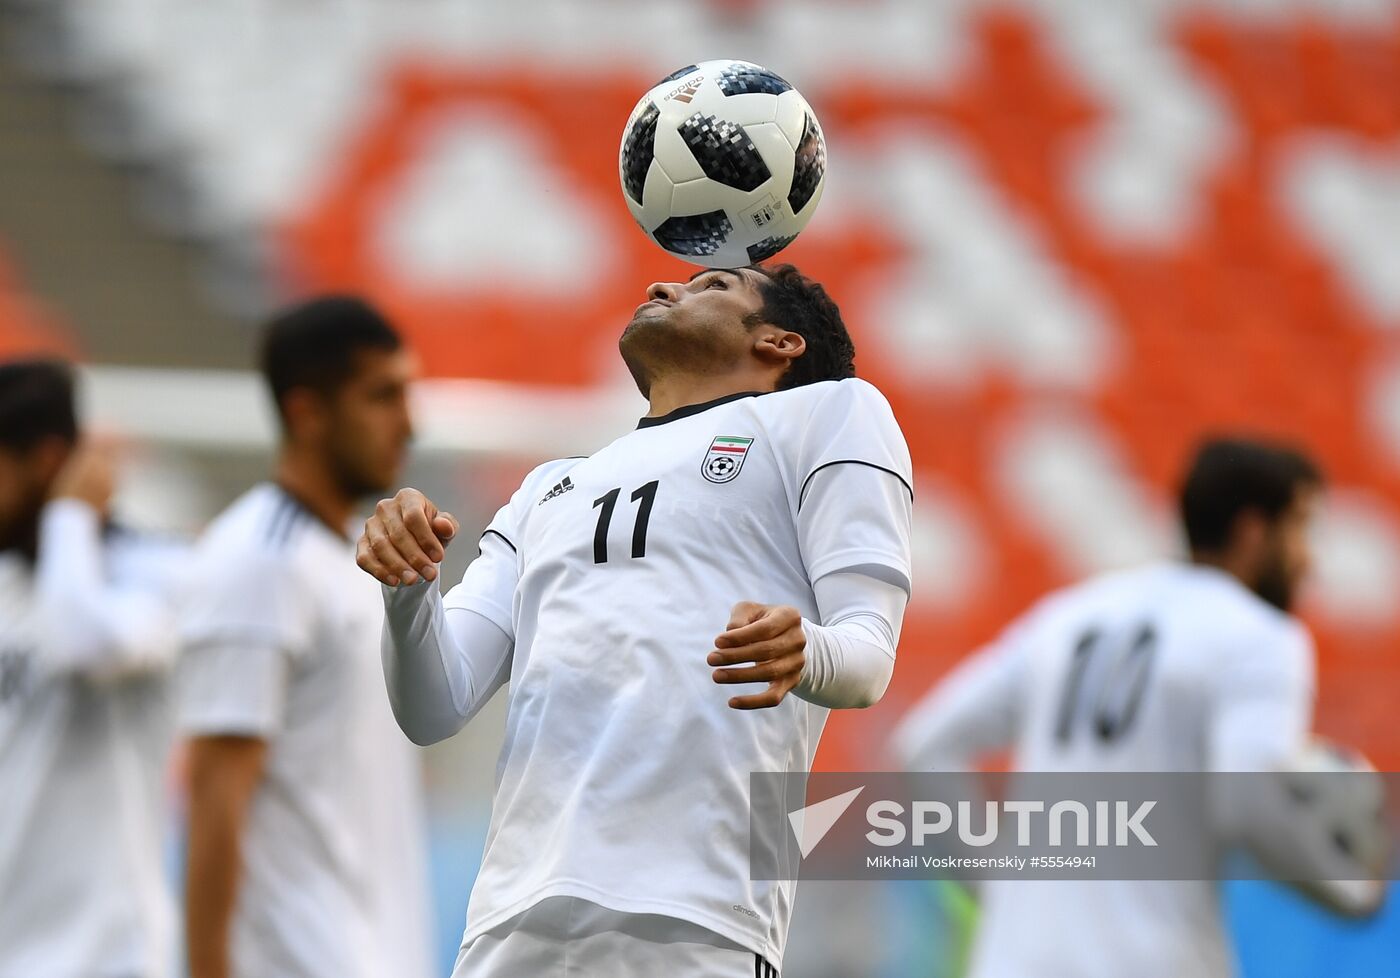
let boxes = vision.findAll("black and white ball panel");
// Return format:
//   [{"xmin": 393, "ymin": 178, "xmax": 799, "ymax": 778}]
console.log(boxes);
[
  {"xmin": 667, "ymin": 123, "xmax": 792, "ymax": 217},
  {"xmin": 677, "ymin": 112, "xmax": 771, "ymax": 193},
  {"xmin": 737, "ymin": 122, "xmax": 798, "ymax": 196},
  {"xmin": 652, "ymin": 210, "xmax": 733, "ymax": 258},
  {"xmin": 747, "ymin": 233, "xmax": 799, "ymax": 264},
  {"xmin": 620, "ymin": 101, "xmax": 660, "ymax": 206},
  {"xmin": 787, "ymin": 113, "xmax": 826, "ymax": 214},
  {"xmin": 773, "ymin": 89, "xmax": 810, "ymax": 150},
  {"xmin": 715, "ymin": 63, "xmax": 792, "ymax": 97}
]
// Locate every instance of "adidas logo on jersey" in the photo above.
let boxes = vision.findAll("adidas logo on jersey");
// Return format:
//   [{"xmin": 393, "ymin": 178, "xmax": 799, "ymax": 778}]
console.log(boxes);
[{"xmin": 538, "ymin": 476, "xmax": 575, "ymax": 505}]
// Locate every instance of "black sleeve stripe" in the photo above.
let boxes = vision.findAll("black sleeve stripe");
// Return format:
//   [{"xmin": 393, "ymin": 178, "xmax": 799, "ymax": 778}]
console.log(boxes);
[
  {"xmin": 798, "ymin": 459, "xmax": 914, "ymax": 512},
  {"xmin": 480, "ymin": 528, "xmax": 518, "ymax": 553}
]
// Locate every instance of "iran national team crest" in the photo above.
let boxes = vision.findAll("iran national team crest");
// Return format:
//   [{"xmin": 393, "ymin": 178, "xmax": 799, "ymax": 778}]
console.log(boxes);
[{"xmin": 702, "ymin": 435, "xmax": 755, "ymax": 484}]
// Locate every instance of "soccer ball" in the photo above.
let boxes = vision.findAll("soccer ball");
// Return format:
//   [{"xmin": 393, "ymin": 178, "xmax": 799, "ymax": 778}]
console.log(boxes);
[
  {"xmin": 619, "ymin": 60, "xmax": 827, "ymax": 268},
  {"xmin": 1273, "ymin": 738, "xmax": 1389, "ymax": 916},
  {"xmin": 1213, "ymin": 737, "xmax": 1389, "ymax": 917},
  {"xmin": 1282, "ymin": 739, "xmax": 1388, "ymax": 873}
]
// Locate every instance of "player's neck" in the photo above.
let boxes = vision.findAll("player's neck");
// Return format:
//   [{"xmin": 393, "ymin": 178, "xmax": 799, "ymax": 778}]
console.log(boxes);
[
  {"xmin": 1190, "ymin": 551, "xmax": 1253, "ymax": 590},
  {"xmin": 644, "ymin": 373, "xmax": 773, "ymax": 420},
  {"xmin": 273, "ymin": 453, "xmax": 355, "ymax": 539}
]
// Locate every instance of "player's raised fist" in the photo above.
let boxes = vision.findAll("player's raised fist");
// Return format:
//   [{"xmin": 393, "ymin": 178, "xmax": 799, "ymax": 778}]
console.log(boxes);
[
  {"xmin": 356, "ymin": 487, "xmax": 460, "ymax": 588},
  {"xmin": 709, "ymin": 602, "xmax": 808, "ymax": 710}
]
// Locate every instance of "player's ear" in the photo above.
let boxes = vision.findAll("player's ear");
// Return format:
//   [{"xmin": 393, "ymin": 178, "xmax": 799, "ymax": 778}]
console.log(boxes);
[
  {"xmin": 1231, "ymin": 508, "xmax": 1270, "ymax": 564},
  {"xmin": 753, "ymin": 329, "xmax": 805, "ymax": 366},
  {"xmin": 281, "ymin": 386, "xmax": 330, "ymax": 441}
]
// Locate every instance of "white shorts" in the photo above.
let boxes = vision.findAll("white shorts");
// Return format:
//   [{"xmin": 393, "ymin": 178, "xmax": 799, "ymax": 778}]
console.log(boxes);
[{"xmin": 452, "ymin": 896, "xmax": 779, "ymax": 978}]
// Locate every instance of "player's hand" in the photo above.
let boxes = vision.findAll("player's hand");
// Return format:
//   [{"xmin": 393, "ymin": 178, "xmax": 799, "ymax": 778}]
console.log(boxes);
[
  {"xmin": 709, "ymin": 602, "xmax": 807, "ymax": 710},
  {"xmin": 49, "ymin": 439, "xmax": 118, "ymax": 514},
  {"xmin": 356, "ymin": 488, "xmax": 459, "ymax": 588}
]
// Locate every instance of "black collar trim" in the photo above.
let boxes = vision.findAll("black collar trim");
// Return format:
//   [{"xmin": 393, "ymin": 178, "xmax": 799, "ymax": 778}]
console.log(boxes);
[{"xmin": 636, "ymin": 391, "xmax": 765, "ymax": 429}]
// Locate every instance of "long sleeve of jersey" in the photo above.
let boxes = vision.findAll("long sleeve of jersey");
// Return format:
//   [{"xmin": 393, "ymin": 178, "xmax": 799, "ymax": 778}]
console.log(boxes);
[
  {"xmin": 379, "ymin": 460, "xmax": 580, "ymax": 746},
  {"xmin": 793, "ymin": 571, "xmax": 906, "ymax": 709},
  {"xmin": 1206, "ymin": 619, "xmax": 1314, "ymax": 772},
  {"xmin": 32, "ymin": 499, "xmax": 180, "ymax": 680},
  {"xmin": 380, "ymin": 532, "xmax": 516, "ymax": 746}
]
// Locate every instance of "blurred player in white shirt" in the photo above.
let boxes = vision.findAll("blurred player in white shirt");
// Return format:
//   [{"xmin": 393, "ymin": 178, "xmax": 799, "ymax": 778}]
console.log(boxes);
[
  {"xmin": 178, "ymin": 298, "xmax": 433, "ymax": 978},
  {"xmin": 356, "ymin": 264, "xmax": 915, "ymax": 977},
  {"xmin": 0, "ymin": 359, "xmax": 184, "ymax": 978},
  {"xmin": 892, "ymin": 437, "xmax": 1331, "ymax": 978}
]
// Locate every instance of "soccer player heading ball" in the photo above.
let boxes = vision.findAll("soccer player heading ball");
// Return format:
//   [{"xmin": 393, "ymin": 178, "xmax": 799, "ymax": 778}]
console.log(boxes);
[{"xmin": 358, "ymin": 264, "xmax": 914, "ymax": 976}]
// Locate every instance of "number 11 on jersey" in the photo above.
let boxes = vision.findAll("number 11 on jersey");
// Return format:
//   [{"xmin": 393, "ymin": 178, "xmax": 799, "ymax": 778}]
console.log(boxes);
[{"xmin": 592, "ymin": 481, "xmax": 660, "ymax": 564}]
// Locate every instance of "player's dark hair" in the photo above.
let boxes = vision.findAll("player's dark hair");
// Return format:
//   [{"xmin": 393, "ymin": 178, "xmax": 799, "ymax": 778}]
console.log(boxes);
[
  {"xmin": 746, "ymin": 264, "xmax": 855, "ymax": 389},
  {"xmin": 1179, "ymin": 437, "xmax": 1323, "ymax": 554},
  {"xmin": 258, "ymin": 295, "xmax": 402, "ymax": 424},
  {"xmin": 0, "ymin": 358, "xmax": 78, "ymax": 452}
]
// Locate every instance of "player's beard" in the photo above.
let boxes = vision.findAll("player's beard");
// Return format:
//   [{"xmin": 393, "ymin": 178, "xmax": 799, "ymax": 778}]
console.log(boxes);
[
  {"xmin": 618, "ymin": 308, "xmax": 741, "ymax": 398},
  {"xmin": 326, "ymin": 432, "xmax": 395, "ymax": 500},
  {"xmin": 1252, "ymin": 549, "xmax": 1296, "ymax": 612},
  {"xmin": 617, "ymin": 316, "xmax": 656, "ymax": 396}
]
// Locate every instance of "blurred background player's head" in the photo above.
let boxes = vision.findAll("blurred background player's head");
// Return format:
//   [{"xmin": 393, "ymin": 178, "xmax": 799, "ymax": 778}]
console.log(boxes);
[
  {"xmin": 619, "ymin": 263, "xmax": 854, "ymax": 398},
  {"xmin": 0, "ymin": 359, "xmax": 79, "ymax": 553},
  {"xmin": 1180, "ymin": 437, "xmax": 1324, "ymax": 612},
  {"xmin": 259, "ymin": 296, "xmax": 414, "ymax": 498}
]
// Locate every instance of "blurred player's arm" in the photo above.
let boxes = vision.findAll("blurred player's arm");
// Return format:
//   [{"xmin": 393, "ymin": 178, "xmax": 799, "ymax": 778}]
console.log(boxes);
[
  {"xmin": 361, "ymin": 487, "xmax": 517, "ymax": 746},
  {"xmin": 32, "ymin": 442, "xmax": 180, "ymax": 679},
  {"xmin": 889, "ymin": 621, "xmax": 1027, "ymax": 771},
  {"xmin": 1207, "ymin": 621, "xmax": 1314, "ymax": 772},
  {"xmin": 178, "ymin": 634, "xmax": 287, "ymax": 978},
  {"xmin": 178, "ymin": 546, "xmax": 309, "ymax": 978},
  {"xmin": 185, "ymin": 735, "xmax": 267, "ymax": 978},
  {"xmin": 1205, "ymin": 624, "xmax": 1383, "ymax": 917}
]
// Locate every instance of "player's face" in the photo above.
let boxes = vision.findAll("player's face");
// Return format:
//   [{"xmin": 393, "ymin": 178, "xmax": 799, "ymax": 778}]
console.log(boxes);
[
  {"xmin": 619, "ymin": 268, "xmax": 770, "ymax": 394},
  {"xmin": 1254, "ymin": 485, "xmax": 1319, "ymax": 612},
  {"xmin": 323, "ymin": 348, "xmax": 416, "ymax": 498}
]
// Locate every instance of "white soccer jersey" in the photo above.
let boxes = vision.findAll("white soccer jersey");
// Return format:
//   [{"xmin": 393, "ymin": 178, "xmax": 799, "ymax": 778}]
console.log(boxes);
[
  {"xmin": 443, "ymin": 378, "xmax": 914, "ymax": 968},
  {"xmin": 0, "ymin": 501, "xmax": 184, "ymax": 978},
  {"xmin": 893, "ymin": 562, "xmax": 1316, "ymax": 978},
  {"xmin": 178, "ymin": 484, "xmax": 433, "ymax": 978}
]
